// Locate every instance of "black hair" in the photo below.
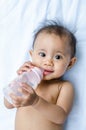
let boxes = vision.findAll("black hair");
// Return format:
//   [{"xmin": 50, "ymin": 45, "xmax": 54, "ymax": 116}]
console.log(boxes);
[{"xmin": 33, "ymin": 20, "xmax": 76, "ymax": 58}]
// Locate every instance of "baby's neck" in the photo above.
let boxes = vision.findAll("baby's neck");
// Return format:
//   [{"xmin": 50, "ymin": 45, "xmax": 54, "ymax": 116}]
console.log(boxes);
[{"xmin": 41, "ymin": 77, "xmax": 62, "ymax": 84}]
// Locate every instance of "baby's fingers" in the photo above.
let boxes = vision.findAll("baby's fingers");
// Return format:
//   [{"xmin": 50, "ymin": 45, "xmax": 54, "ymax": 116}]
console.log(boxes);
[
  {"xmin": 17, "ymin": 66, "xmax": 30, "ymax": 75},
  {"xmin": 17, "ymin": 61, "xmax": 34, "ymax": 75},
  {"xmin": 10, "ymin": 93, "xmax": 22, "ymax": 107},
  {"xmin": 19, "ymin": 83, "xmax": 33, "ymax": 95}
]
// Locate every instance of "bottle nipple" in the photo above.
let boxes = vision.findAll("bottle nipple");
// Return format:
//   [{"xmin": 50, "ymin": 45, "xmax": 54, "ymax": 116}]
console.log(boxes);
[{"xmin": 32, "ymin": 67, "xmax": 44, "ymax": 83}]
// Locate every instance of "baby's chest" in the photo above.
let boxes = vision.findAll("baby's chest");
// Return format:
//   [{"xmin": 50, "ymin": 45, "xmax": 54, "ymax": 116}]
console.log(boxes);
[{"xmin": 37, "ymin": 86, "xmax": 60, "ymax": 104}]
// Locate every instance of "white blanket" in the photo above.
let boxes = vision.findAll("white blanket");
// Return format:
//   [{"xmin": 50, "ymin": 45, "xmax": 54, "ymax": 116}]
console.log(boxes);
[{"xmin": 0, "ymin": 0, "xmax": 86, "ymax": 130}]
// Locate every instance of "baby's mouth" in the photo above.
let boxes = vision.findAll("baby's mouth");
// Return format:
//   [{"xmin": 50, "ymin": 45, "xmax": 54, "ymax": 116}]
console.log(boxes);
[{"xmin": 43, "ymin": 69, "xmax": 54, "ymax": 76}]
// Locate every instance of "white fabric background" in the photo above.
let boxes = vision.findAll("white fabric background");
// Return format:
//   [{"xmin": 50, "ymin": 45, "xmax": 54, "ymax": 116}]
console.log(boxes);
[{"xmin": 0, "ymin": 0, "xmax": 86, "ymax": 130}]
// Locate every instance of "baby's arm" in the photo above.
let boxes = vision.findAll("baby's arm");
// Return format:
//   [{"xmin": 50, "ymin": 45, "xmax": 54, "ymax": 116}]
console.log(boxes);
[
  {"xmin": 33, "ymin": 81, "xmax": 74, "ymax": 125},
  {"xmin": 10, "ymin": 81, "xmax": 74, "ymax": 125}
]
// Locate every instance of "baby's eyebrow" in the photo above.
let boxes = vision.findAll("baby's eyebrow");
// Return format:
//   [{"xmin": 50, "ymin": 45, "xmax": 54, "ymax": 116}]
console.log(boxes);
[
  {"xmin": 38, "ymin": 49, "xmax": 46, "ymax": 52},
  {"xmin": 55, "ymin": 51, "xmax": 65, "ymax": 56}
]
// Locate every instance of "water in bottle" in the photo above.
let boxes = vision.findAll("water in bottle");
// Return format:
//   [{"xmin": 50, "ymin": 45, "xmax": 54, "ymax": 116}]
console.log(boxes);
[{"xmin": 3, "ymin": 67, "xmax": 44, "ymax": 104}]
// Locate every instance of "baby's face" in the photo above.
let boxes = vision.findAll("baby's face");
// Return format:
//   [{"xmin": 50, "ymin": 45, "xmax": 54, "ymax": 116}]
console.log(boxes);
[{"xmin": 30, "ymin": 32, "xmax": 72, "ymax": 80}]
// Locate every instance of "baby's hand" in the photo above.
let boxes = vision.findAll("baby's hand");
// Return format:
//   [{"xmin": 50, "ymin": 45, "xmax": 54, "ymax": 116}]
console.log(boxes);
[
  {"xmin": 17, "ymin": 61, "xmax": 35, "ymax": 75},
  {"xmin": 10, "ymin": 83, "xmax": 39, "ymax": 108}
]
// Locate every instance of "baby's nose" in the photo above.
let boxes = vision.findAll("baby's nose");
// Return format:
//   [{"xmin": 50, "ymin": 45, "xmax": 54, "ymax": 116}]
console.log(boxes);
[{"xmin": 44, "ymin": 58, "xmax": 53, "ymax": 66}]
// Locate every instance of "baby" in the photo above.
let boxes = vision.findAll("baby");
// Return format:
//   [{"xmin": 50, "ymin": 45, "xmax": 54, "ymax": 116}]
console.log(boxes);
[{"xmin": 4, "ymin": 21, "xmax": 77, "ymax": 130}]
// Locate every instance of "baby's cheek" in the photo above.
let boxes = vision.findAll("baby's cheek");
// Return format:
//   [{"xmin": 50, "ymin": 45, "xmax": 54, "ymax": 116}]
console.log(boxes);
[
  {"xmin": 57, "ymin": 67, "xmax": 66, "ymax": 76},
  {"xmin": 33, "ymin": 60, "xmax": 41, "ymax": 67}
]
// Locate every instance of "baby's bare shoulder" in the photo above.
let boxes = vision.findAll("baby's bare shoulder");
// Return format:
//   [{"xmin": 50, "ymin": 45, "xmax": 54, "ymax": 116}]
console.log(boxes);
[
  {"xmin": 56, "ymin": 80, "xmax": 74, "ymax": 114},
  {"xmin": 61, "ymin": 80, "xmax": 74, "ymax": 93},
  {"xmin": 48, "ymin": 80, "xmax": 74, "ymax": 93}
]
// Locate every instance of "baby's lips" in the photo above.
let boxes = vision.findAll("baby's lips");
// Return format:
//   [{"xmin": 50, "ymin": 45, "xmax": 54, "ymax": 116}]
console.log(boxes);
[{"xmin": 43, "ymin": 69, "xmax": 54, "ymax": 75}]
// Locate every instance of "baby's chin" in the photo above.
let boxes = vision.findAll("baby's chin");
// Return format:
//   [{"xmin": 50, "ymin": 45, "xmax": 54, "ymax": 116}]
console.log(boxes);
[
  {"xmin": 43, "ymin": 75, "xmax": 62, "ymax": 81},
  {"xmin": 43, "ymin": 75, "xmax": 53, "ymax": 81}
]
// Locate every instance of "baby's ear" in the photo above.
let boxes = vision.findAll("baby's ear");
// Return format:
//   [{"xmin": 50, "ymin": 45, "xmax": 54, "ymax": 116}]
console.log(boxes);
[
  {"xmin": 67, "ymin": 57, "xmax": 77, "ymax": 70},
  {"xmin": 29, "ymin": 50, "xmax": 33, "ymax": 57}
]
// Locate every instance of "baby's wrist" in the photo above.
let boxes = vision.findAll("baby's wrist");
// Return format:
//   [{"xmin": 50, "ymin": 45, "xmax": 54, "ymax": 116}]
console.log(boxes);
[{"xmin": 32, "ymin": 95, "xmax": 39, "ymax": 106}]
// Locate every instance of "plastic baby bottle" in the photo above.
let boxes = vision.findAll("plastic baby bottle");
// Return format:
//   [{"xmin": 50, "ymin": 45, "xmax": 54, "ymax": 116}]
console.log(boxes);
[{"xmin": 3, "ymin": 67, "xmax": 44, "ymax": 104}]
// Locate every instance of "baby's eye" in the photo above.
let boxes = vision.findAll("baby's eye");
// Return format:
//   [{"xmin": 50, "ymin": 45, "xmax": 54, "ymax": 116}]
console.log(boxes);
[
  {"xmin": 38, "ymin": 52, "xmax": 46, "ymax": 57},
  {"xmin": 55, "ymin": 55, "xmax": 62, "ymax": 60}
]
